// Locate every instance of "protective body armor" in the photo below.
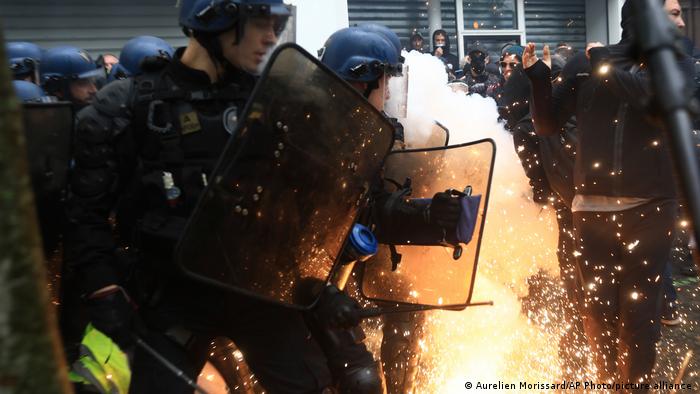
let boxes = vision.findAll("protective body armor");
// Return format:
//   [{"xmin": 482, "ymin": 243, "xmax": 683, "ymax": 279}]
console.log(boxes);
[
  {"xmin": 114, "ymin": 66, "xmax": 251, "ymax": 260},
  {"xmin": 67, "ymin": 54, "xmax": 255, "ymax": 298}
]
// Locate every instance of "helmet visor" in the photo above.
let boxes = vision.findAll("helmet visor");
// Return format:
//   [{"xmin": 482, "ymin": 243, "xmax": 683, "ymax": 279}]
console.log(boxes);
[
  {"xmin": 76, "ymin": 67, "xmax": 106, "ymax": 80},
  {"xmin": 385, "ymin": 64, "xmax": 409, "ymax": 118}
]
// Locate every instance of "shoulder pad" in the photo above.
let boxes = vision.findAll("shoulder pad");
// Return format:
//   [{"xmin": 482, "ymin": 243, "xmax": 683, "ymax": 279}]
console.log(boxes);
[{"xmin": 91, "ymin": 78, "xmax": 135, "ymax": 119}]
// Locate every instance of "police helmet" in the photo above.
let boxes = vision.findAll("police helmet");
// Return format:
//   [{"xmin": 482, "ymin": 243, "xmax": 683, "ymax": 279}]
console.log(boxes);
[
  {"xmin": 12, "ymin": 80, "xmax": 47, "ymax": 102},
  {"xmin": 321, "ymin": 27, "xmax": 402, "ymax": 83},
  {"xmin": 6, "ymin": 41, "xmax": 43, "ymax": 79},
  {"xmin": 178, "ymin": 0, "xmax": 291, "ymax": 35},
  {"xmin": 41, "ymin": 46, "xmax": 102, "ymax": 84},
  {"xmin": 109, "ymin": 36, "xmax": 174, "ymax": 80},
  {"xmin": 356, "ymin": 23, "xmax": 403, "ymax": 61}
]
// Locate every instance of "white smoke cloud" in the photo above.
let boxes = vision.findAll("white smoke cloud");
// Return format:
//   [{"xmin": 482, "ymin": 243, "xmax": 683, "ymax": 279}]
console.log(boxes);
[
  {"xmin": 384, "ymin": 49, "xmax": 571, "ymax": 391},
  {"xmin": 390, "ymin": 49, "xmax": 560, "ymax": 292}
]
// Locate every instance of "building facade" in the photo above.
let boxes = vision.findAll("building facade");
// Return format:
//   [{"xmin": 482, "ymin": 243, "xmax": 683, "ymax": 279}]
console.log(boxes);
[{"xmin": 0, "ymin": 0, "xmax": 693, "ymax": 60}]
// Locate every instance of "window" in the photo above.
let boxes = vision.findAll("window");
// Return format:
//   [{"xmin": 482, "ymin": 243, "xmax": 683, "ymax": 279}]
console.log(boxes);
[
  {"xmin": 462, "ymin": 0, "xmax": 518, "ymax": 30},
  {"xmin": 463, "ymin": 35, "xmax": 521, "ymax": 57},
  {"xmin": 456, "ymin": 0, "xmax": 525, "ymax": 60}
]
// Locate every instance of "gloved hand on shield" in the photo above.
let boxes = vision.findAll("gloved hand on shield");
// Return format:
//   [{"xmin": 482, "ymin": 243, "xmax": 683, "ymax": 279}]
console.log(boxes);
[
  {"xmin": 314, "ymin": 285, "xmax": 362, "ymax": 329},
  {"xmin": 373, "ymin": 188, "xmax": 481, "ymax": 247},
  {"xmin": 427, "ymin": 190, "xmax": 481, "ymax": 246},
  {"xmin": 427, "ymin": 191, "xmax": 462, "ymax": 230}
]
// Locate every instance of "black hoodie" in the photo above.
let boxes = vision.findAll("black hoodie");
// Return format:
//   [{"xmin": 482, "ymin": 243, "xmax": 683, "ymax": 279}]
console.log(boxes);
[
  {"xmin": 432, "ymin": 29, "xmax": 460, "ymax": 74},
  {"xmin": 525, "ymin": 0, "xmax": 683, "ymax": 199}
]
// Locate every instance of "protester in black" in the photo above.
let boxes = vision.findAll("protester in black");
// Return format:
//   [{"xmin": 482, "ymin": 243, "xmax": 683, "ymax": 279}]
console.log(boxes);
[{"xmin": 523, "ymin": 0, "xmax": 681, "ymax": 384}]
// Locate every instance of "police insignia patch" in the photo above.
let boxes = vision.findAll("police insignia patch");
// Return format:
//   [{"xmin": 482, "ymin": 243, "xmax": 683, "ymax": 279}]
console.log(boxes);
[{"xmin": 179, "ymin": 111, "xmax": 201, "ymax": 134}]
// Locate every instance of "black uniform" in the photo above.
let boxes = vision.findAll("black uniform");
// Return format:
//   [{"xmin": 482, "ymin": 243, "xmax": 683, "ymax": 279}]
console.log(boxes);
[{"xmin": 65, "ymin": 49, "xmax": 332, "ymax": 393}]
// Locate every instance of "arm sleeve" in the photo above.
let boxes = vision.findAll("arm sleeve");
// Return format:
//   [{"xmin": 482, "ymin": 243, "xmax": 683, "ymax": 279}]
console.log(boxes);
[
  {"xmin": 64, "ymin": 79, "xmax": 135, "ymax": 296},
  {"xmin": 587, "ymin": 46, "xmax": 652, "ymax": 110},
  {"xmin": 525, "ymin": 60, "xmax": 578, "ymax": 136},
  {"xmin": 511, "ymin": 121, "xmax": 552, "ymax": 201}
]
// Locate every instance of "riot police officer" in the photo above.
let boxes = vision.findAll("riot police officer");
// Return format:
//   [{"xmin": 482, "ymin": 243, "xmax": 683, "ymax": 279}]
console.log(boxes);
[
  {"xmin": 40, "ymin": 45, "xmax": 102, "ymax": 109},
  {"xmin": 64, "ymin": 1, "xmax": 334, "ymax": 392},
  {"xmin": 6, "ymin": 41, "xmax": 43, "ymax": 83},
  {"xmin": 107, "ymin": 35, "xmax": 174, "ymax": 82},
  {"xmin": 321, "ymin": 26, "xmax": 464, "ymax": 394}
]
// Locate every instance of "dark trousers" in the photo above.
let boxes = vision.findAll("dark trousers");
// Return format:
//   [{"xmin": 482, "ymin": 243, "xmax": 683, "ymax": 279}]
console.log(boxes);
[
  {"xmin": 572, "ymin": 199, "xmax": 676, "ymax": 384},
  {"xmin": 129, "ymin": 277, "xmax": 332, "ymax": 394},
  {"xmin": 663, "ymin": 261, "xmax": 678, "ymax": 309},
  {"xmin": 554, "ymin": 203, "xmax": 588, "ymax": 375}
]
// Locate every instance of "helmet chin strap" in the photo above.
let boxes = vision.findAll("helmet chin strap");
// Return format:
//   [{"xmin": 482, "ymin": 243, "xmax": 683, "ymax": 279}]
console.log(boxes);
[
  {"xmin": 362, "ymin": 79, "xmax": 379, "ymax": 99},
  {"xmin": 193, "ymin": 30, "xmax": 233, "ymax": 82}
]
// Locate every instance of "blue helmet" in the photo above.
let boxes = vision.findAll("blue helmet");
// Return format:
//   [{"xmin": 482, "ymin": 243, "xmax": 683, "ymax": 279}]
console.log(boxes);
[
  {"xmin": 109, "ymin": 36, "xmax": 174, "ymax": 80},
  {"xmin": 6, "ymin": 41, "xmax": 43, "ymax": 80},
  {"xmin": 41, "ymin": 46, "xmax": 103, "ymax": 99},
  {"xmin": 321, "ymin": 27, "xmax": 403, "ymax": 83},
  {"xmin": 12, "ymin": 80, "xmax": 47, "ymax": 102},
  {"xmin": 356, "ymin": 23, "xmax": 403, "ymax": 61},
  {"xmin": 41, "ymin": 46, "xmax": 102, "ymax": 83},
  {"xmin": 179, "ymin": 0, "xmax": 290, "ymax": 35}
]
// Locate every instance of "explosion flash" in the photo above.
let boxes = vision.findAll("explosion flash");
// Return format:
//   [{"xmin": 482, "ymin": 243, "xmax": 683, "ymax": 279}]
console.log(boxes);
[{"xmin": 384, "ymin": 50, "xmax": 595, "ymax": 392}]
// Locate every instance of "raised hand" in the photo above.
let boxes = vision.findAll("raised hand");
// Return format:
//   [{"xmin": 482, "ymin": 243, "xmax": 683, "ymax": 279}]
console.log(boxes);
[{"xmin": 522, "ymin": 43, "xmax": 552, "ymax": 70}]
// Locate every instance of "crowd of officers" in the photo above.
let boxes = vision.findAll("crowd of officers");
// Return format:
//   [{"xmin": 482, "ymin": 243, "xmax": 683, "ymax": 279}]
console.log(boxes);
[{"xmin": 5, "ymin": 0, "xmax": 700, "ymax": 392}]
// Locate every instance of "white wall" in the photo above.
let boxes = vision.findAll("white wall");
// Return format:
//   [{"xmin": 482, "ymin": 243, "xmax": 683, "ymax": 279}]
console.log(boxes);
[
  {"xmin": 586, "ymin": 0, "xmax": 609, "ymax": 44},
  {"xmin": 285, "ymin": 0, "xmax": 349, "ymax": 55},
  {"xmin": 585, "ymin": 0, "xmax": 625, "ymax": 45},
  {"xmin": 607, "ymin": 0, "xmax": 624, "ymax": 44}
]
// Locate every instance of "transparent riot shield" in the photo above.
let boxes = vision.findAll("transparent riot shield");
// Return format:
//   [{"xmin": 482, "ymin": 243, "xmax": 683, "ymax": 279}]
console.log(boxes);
[
  {"xmin": 360, "ymin": 139, "xmax": 495, "ymax": 307},
  {"xmin": 21, "ymin": 102, "xmax": 74, "ymax": 254},
  {"xmin": 175, "ymin": 44, "xmax": 395, "ymax": 309}
]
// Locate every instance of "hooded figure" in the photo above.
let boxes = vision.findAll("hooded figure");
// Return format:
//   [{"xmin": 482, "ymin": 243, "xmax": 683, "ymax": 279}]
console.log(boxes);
[
  {"xmin": 410, "ymin": 32, "xmax": 425, "ymax": 53},
  {"xmin": 463, "ymin": 47, "xmax": 501, "ymax": 97},
  {"xmin": 431, "ymin": 29, "xmax": 460, "ymax": 75}
]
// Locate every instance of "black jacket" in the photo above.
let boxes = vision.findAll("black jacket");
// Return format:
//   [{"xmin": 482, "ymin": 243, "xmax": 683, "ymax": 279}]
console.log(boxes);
[
  {"xmin": 500, "ymin": 68, "xmax": 551, "ymax": 203},
  {"xmin": 64, "ymin": 49, "xmax": 256, "ymax": 295},
  {"xmin": 432, "ymin": 29, "xmax": 460, "ymax": 74},
  {"xmin": 525, "ymin": 46, "xmax": 678, "ymax": 199}
]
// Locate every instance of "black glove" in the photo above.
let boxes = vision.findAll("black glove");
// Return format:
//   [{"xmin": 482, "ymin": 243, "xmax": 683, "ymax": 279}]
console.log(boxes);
[
  {"xmin": 428, "ymin": 191, "xmax": 462, "ymax": 230},
  {"xmin": 314, "ymin": 285, "xmax": 361, "ymax": 329},
  {"xmin": 85, "ymin": 287, "xmax": 136, "ymax": 349}
]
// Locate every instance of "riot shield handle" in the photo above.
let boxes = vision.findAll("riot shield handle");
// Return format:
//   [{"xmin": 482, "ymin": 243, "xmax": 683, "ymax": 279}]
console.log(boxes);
[
  {"xmin": 443, "ymin": 185, "xmax": 476, "ymax": 260},
  {"xmin": 353, "ymin": 300, "xmax": 494, "ymax": 319}
]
